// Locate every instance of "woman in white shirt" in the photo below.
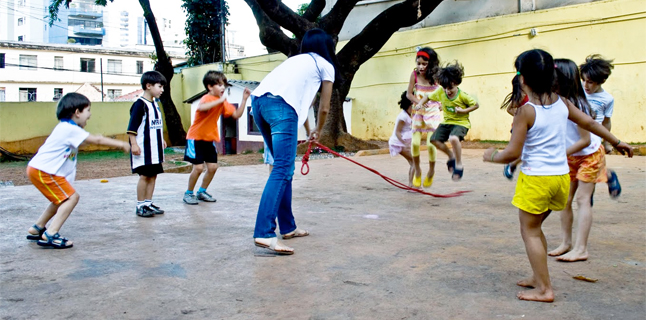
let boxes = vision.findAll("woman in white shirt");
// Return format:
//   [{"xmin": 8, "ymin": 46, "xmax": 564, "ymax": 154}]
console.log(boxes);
[{"xmin": 250, "ymin": 29, "xmax": 340, "ymax": 255}]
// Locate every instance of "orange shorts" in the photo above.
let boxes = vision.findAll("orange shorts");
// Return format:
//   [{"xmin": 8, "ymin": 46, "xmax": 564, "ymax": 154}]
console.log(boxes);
[
  {"xmin": 27, "ymin": 166, "xmax": 76, "ymax": 205},
  {"xmin": 567, "ymin": 145, "xmax": 608, "ymax": 184}
]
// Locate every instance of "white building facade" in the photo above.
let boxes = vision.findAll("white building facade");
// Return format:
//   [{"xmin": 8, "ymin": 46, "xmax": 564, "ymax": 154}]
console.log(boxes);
[{"xmin": 0, "ymin": 41, "xmax": 185, "ymax": 102}]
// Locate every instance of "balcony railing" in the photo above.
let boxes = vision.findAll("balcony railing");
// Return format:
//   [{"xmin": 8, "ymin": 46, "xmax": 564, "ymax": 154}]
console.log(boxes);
[{"xmin": 71, "ymin": 26, "xmax": 105, "ymax": 36}]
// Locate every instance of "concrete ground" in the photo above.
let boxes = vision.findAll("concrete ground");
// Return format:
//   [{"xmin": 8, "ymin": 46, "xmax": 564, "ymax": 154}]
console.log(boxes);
[{"xmin": 1, "ymin": 149, "xmax": 644, "ymax": 320}]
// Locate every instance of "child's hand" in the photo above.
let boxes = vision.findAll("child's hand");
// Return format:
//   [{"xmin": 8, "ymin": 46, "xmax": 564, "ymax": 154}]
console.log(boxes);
[
  {"xmin": 455, "ymin": 107, "xmax": 466, "ymax": 114},
  {"xmin": 131, "ymin": 144, "xmax": 141, "ymax": 156},
  {"xmin": 414, "ymin": 104, "xmax": 422, "ymax": 111},
  {"xmin": 163, "ymin": 140, "xmax": 167, "ymax": 149},
  {"xmin": 483, "ymin": 148, "xmax": 498, "ymax": 162},
  {"xmin": 309, "ymin": 130, "xmax": 319, "ymax": 142},
  {"xmin": 243, "ymin": 88, "xmax": 251, "ymax": 99},
  {"xmin": 614, "ymin": 141, "xmax": 633, "ymax": 157}
]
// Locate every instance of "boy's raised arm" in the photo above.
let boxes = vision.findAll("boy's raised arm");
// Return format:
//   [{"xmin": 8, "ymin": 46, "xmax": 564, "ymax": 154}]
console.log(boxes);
[
  {"xmin": 84, "ymin": 134, "xmax": 130, "ymax": 152},
  {"xmin": 197, "ymin": 96, "xmax": 226, "ymax": 112},
  {"xmin": 233, "ymin": 88, "xmax": 251, "ymax": 120}
]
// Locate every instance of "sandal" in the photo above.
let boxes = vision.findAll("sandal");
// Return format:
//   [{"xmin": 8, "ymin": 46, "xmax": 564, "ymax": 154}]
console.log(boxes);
[
  {"xmin": 282, "ymin": 228, "xmax": 309, "ymax": 240},
  {"xmin": 37, "ymin": 231, "xmax": 73, "ymax": 249},
  {"xmin": 452, "ymin": 167, "xmax": 464, "ymax": 181},
  {"xmin": 607, "ymin": 170, "xmax": 621, "ymax": 199},
  {"xmin": 26, "ymin": 224, "xmax": 46, "ymax": 241},
  {"xmin": 446, "ymin": 158, "xmax": 456, "ymax": 173},
  {"xmin": 254, "ymin": 237, "xmax": 293, "ymax": 255}
]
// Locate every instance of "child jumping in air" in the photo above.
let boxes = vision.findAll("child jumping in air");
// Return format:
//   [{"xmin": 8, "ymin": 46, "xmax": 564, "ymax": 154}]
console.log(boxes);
[
  {"xmin": 580, "ymin": 54, "xmax": 622, "ymax": 199},
  {"xmin": 388, "ymin": 91, "xmax": 414, "ymax": 186},
  {"xmin": 483, "ymin": 49, "xmax": 632, "ymax": 302},
  {"xmin": 418, "ymin": 62, "xmax": 479, "ymax": 181},
  {"xmin": 547, "ymin": 58, "xmax": 608, "ymax": 262},
  {"xmin": 127, "ymin": 71, "xmax": 167, "ymax": 218},
  {"xmin": 406, "ymin": 47, "xmax": 441, "ymax": 188},
  {"xmin": 26, "ymin": 93, "xmax": 130, "ymax": 248},
  {"xmin": 183, "ymin": 71, "xmax": 250, "ymax": 205}
]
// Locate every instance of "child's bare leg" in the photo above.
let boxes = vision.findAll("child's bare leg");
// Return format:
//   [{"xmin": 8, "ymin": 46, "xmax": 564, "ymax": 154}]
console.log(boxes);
[
  {"xmin": 549, "ymin": 181, "xmax": 577, "ymax": 256},
  {"xmin": 29, "ymin": 203, "xmax": 58, "ymax": 235},
  {"xmin": 41, "ymin": 193, "xmax": 80, "ymax": 245},
  {"xmin": 400, "ymin": 149, "xmax": 414, "ymax": 186},
  {"xmin": 199, "ymin": 163, "xmax": 219, "ymax": 189},
  {"xmin": 517, "ymin": 209, "xmax": 554, "ymax": 302},
  {"xmin": 187, "ymin": 164, "xmax": 204, "ymax": 191},
  {"xmin": 449, "ymin": 135, "xmax": 462, "ymax": 167},
  {"xmin": 137, "ymin": 175, "xmax": 151, "ymax": 201},
  {"xmin": 558, "ymin": 181, "xmax": 594, "ymax": 262},
  {"xmin": 144, "ymin": 176, "xmax": 157, "ymax": 200},
  {"xmin": 432, "ymin": 140, "xmax": 453, "ymax": 159}
]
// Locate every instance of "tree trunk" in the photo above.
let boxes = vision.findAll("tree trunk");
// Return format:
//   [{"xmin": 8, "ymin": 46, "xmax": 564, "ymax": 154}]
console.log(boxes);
[{"xmin": 140, "ymin": 0, "xmax": 186, "ymax": 146}]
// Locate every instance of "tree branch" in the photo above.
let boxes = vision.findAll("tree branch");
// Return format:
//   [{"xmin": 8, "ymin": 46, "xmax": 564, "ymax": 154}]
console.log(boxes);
[
  {"xmin": 337, "ymin": 0, "xmax": 442, "ymax": 74},
  {"xmin": 319, "ymin": 0, "xmax": 360, "ymax": 36},
  {"xmin": 255, "ymin": 0, "xmax": 314, "ymax": 39},
  {"xmin": 243, "ymin": 0, "xmax": 299, "ymax": 56},
  {"xmin": 303, "ymin": 0, "xmax": 326, "ymax": 22}
]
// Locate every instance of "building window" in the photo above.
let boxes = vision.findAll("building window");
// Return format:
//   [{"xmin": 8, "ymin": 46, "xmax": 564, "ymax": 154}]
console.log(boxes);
[
  {"xmin": 0, "ymin": 88, "xmax": 5, "ymax": 102},
  {"xmin": 247, "ymin": 106, "xmax": 261, "ymax": 135},
  {"xmin": 107, "ymin": 89, "xmax": 122, "ymax": 101},
  {"xmin": 17, "ymin": 17, "xmax": 24, "ymax": 26},
  {"xmin": 107, "ymin": 59, "xmax": 122, "ymax": 74},
  {"xmin": 54, "ymin": 56, "xmax": 64, "ymax": 70},
  {"xmin": 0, "ymin": 53, "xmax": 5, "ymax": 68},
  {"xmin": 19, "ymin": 55, "xmax": 37, "ymax": 70},
  {"xmin": 54, "ymin": 88, "xmax": 63, "ymax": 101},
  {"xmin": 19, "ymin": 88, "xmax": 37, "ymax": 102},
  {"xmin": 17, "ymin": 35, "xmax": 24, "ymax": 41},
  {"xmin": 136, "ymin": 61, "xmax": 143, "ymax": 74},
  {"xmin": 80, "ymin": 58, "xmax": 95, "ymax": 72}
]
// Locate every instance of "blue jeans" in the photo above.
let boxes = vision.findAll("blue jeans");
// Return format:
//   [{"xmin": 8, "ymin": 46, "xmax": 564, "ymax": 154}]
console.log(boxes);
[{"xmin": 252, "ymin": 94, "xmax": 298, "ymax": 238}]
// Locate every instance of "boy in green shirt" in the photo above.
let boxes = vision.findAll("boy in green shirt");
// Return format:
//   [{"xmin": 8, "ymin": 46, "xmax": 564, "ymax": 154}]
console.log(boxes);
[{"xmin": 417, "ymin": 62, "xmax": 478, "ymax": 181}]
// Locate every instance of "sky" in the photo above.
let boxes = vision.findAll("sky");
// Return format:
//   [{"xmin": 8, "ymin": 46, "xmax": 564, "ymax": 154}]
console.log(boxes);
[{"xmin": 142, "ymin": 0, "xmax": 306, "ymax": 57}]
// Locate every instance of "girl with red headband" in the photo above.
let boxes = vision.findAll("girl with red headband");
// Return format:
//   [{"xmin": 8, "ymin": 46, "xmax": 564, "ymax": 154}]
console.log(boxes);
[{"xmin": 405, "ymin": 47, "xmax": 441, "ymax": 188}]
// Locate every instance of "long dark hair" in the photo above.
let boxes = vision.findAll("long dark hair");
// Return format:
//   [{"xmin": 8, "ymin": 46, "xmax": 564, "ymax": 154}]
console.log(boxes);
[
  {"xmin": 554, "ymin": 58, "xmax": 593, "ymax": 116},
  {"xmin": 398, "ymin": 91, "xmax": 412, "ymax": 110},
  {"xmin": 416, "ymin": 47, "xmax": 440, "ymax": 82},
  {"xmin": 515, "ymin": 49, "xmax": 555, "ymax": 106},
  {"xmin": 300, "ymin": 28, "xmax": 342, "ymax": 84},
  {"xmin": 500, "ymin": 75, "xmax": 524, "ymax": 110}
]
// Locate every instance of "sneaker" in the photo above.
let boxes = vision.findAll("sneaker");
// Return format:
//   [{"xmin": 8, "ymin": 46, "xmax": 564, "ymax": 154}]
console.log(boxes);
[
  {"xmin": 197, "ymin": 191, "xmax": 217, "ymax": 202},
  {"xmin": 503, "ymin": 164, "xmax": 516, "ymax": 180},
  {"xmin": 149, "ymin": 204, "xmax": 164, "ymax": 214},
  {"xmin": 183, "ymin": 193, "xmax": 199, "ymax": 205},
  {"xmin": 136, "ymin": 206, "xmax": 155, "ymax": 217}
]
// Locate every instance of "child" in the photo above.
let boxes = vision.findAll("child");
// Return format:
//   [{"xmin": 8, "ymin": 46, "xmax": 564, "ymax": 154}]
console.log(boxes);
[
  {"xmin": 580, "ymin": 55, "xmax": 621, "ymax": 198},
  {"xmin": 26, "ymin": 93, "xmax": 130, "ymax": 248},
  {"xmin": 548, "ymin": 59, "xmax": 607, "ymax": 262},
  {"xmin": 406, "ymin": 47, "xmax": 441, "ymax": 188},
  {"xmin": 183, "ymin": 71, "xmax": 250, "ymax": 205},
  {"xmin": 127, "ymin": 71, "xmax": 167, "ymax": 218},
  {"xmin": 388, "ymin": 91, "xmax": 414, "ymax": 186},
  {"xmin": 418, "ymin": 62, "xmax": 479, "ymax": 181},
  {"xmin": 483, "ymin": 49, "xmax": 632, "ymax": 302}
]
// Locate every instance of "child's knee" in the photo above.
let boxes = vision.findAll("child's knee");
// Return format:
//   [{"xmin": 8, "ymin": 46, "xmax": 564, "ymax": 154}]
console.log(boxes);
[
  {"xmin": 448, "ymin": 135, "xmax": 461, "ymax": 143},
  {"xmin": 206, "ymin": 163, "xmax": 219, "ymax": 173},
  {"xmin": 192, "ymin": 164, "xmax": 204, "ymax": 173}
]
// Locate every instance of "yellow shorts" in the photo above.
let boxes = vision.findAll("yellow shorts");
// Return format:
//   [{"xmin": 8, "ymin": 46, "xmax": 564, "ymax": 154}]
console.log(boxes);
[{"xmin": 512, "ymin": 172, "xmax": 569, "ymax": 214}]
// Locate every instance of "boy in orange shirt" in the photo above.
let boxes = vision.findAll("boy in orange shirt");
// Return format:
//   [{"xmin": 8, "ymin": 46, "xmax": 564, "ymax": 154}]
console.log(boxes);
[{"xmin": 183, "ymin": 71, "xmax": 251, "ymax": 204}]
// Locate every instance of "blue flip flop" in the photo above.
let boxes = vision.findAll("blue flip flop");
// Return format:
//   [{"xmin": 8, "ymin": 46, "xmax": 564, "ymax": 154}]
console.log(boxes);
[
  {"xmin": 447, "ymin": 158, "xmax": 456, "ymax": 173},
  {"xmin": 607, "ymin": 170, "xmax": 621, "ymax": 199}
]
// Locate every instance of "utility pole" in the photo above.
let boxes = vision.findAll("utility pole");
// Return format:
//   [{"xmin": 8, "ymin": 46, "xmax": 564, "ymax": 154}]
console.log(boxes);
[
  {"xmin": 220, "ymin": 0, "xmax": 226, "ymax": 66},
  {"xmin": 100, "ymin": 58, "xmax": 104, "ymax": 101}
]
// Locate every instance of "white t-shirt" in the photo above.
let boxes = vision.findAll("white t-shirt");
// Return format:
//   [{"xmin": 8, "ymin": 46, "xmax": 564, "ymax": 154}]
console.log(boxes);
[
  {"xmin": 388, "ymin": 110, "xmax": 412, "ymax": 148},
  {"xmin": 585, "ymin": 90, "xmax": 614, "ymax": 124},
  {"xmin": 252, "ymin": 53, "xmax": 335, "ymax": 127},
  {"xmin": 28, "ymin": 121, "xmax": 90, "ymax": 182},
  {"xmin": 566, "ymin": 120, "xmax": 602, "ymax": 156},
  {"xmin": 520, "ymin": 98, "xmax": 569, "ymax": 176}
]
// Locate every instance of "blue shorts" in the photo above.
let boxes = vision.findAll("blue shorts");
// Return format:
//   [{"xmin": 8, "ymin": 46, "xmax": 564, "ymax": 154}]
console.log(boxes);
[{"xmin": 184, "ymin": 140, "xmax": 218, "ymax": 164}]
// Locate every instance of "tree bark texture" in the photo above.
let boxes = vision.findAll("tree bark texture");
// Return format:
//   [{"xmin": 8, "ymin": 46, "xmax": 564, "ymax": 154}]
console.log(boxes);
[
  {"xmin": 244, "ymin": 0, "xmax": 444, "ymax": 151},
  {"xmin": 139, "ymin": 0, "xmax": 186, "ymax": 146}
]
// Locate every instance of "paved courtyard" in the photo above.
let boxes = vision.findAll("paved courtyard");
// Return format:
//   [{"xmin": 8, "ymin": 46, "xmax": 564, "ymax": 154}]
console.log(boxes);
[{"xmin": 1, "ymin": 149, "xmax": 644, "ymax": 319}]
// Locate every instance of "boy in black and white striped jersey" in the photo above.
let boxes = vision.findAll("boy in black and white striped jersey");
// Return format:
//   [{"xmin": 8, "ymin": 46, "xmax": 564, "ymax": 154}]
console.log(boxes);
[{"xmin": 127, "ymin": 71, "xmax": 167, "ymax": 217}]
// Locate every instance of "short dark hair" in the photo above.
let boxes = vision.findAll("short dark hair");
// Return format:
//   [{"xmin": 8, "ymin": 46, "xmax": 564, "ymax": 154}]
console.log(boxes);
[
  {"xmin": 435, "ymin": 62, "xmax": 464, "ymax": 88},
  {"xmin": 203, "ymin": 70, "xmax": 228, "ymax": 90},
  {"xmin": 56, "ymin": 92, "xmax": 90, "ymax": 120},
  {"xmin": 141, "ymin": 70, "xmax": 167, "ymax": 90},
  {"xmin": 579, "ymin": 54, "xmax": 614, "ymax": 84},
  {"xmin": 398, "ymin": 91, "xmax": 412, "ymax": 110}
]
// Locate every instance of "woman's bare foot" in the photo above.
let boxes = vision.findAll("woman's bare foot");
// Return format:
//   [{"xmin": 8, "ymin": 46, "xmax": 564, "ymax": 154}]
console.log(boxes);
[
  {"xmin": 556, "ymin": 249, "xmax": 588, "ymax": 262},
  {"xmin": 548, "ymin": 244, "xmax": 571, "ymax": 256},
  {"xmin": 516, "ymin": 277, "xmax": 536, "ymax": 288},
  {"xmin": 517, "ymin": 288, "xmax": 554, "ymax": 302}
]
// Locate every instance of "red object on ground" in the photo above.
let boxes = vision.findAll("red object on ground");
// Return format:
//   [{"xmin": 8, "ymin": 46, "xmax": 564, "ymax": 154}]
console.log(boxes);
[{"xmin": 300, "ymin": 141, "xmax": 471, "ymax": 198}]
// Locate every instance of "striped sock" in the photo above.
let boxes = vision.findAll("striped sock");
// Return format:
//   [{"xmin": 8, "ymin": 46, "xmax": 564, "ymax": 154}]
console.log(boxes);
[{"xmin": 144, "ymin": 199, "xmax": 152, "ymax": 207}]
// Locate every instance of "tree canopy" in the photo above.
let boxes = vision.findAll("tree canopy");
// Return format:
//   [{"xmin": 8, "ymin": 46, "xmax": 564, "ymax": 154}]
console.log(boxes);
[{"xmin": 182, "ymin": 0, "xmax": 230, "ymax": 66}]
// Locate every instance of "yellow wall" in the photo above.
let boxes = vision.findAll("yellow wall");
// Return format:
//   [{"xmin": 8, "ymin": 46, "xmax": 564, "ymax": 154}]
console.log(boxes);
[
  {"xmin": 0, "ymin": 102, "xmax": 132, "ymax": 154},
  {"xmin": 347, "ymin": 0, "xmax": 646, "ymax": 142}
]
